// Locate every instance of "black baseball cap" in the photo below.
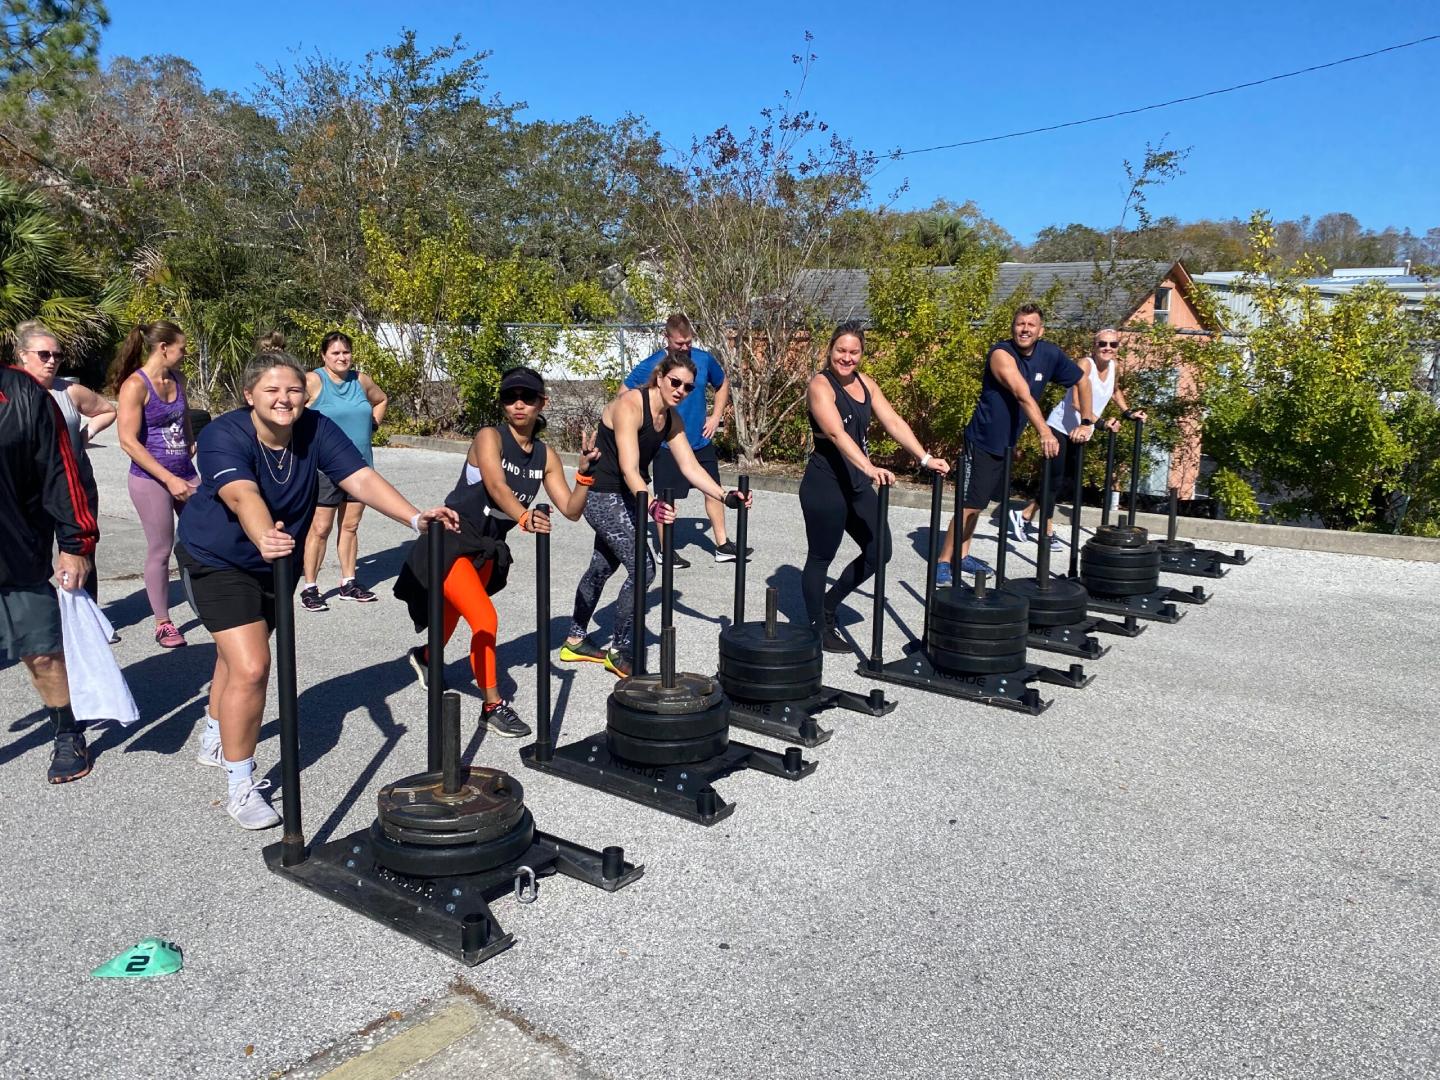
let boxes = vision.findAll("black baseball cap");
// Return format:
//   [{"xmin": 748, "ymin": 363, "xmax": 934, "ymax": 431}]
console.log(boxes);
[{"xmin": 499, "ymin": 367, "xmax": 545, "ymax": 395}]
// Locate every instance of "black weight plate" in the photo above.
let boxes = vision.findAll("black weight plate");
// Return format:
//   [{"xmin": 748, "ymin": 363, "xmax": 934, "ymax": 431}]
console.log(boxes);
[
  {"xmin": 1091, "ymin": 525, "xmax": 1151, "ymax": 548},
  {"xmin": 377, "ymin": 766, "xmax": 526, "ymax": 840},
  {"xmin": 925, "ymin": 630, "xmax": 1031, "ymax": 657},
  {"xmin": 932, "ymin": 585, "xmax": 1029, "ymax": 626},
  {"xmin": 717, "ymin": 652, "xmax": 823, "ymax": 685},
  {"xmin": 1156, "ymin": 539, "xmax": 1195, "ymax": 553},
  {"xmin": 719, "ymin": 671, "xmax": 823, "ymax": 703},
  {"xmin": 718, "ymin": 621, "xmax": 822, "ymax": 665},
  {"xmin": 1002, "ymin": 578, "xmax": 1089, "ymax": 627},
  {"xmin": 612, "ymin": 671, "xmax": 725, "ymax": 715},
  {"xmin": 607, "ymin": 726, "xmax": 730, "ymax": 766},
  {"xmin": 1081, "ymin": 574, "xmax": 1159, "ymax": 597},
  {"xmin": 1081, "ymin": 562, "xmax": 1163, "ymax": 583},
  {"xmin": 606, "ymin": 695, "xmax": 730, "ymax": 740},
  {"xmin": 368, "ymin": 809, "xmax": 534, "ymax": 878},
  {"xmin": 378, "ymin": 819, "xmax": 521, "ymax": 847},
  {"xmin": 1080, "ymin": 543, "xmax": 1161, "ymax": 568},
  {"xmin": 929, "ymin": 612, "xmax": 1030, "ymax": 641},
  {"xmin": 928, "ymin": 646, "xmax": 1027, "ymax": 675}
]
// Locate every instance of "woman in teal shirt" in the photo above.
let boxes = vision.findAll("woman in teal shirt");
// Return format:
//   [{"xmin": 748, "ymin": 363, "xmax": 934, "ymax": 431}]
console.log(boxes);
[{"xmin": 300, "ymin": 331, "xmax": 388, "ymax": 610}]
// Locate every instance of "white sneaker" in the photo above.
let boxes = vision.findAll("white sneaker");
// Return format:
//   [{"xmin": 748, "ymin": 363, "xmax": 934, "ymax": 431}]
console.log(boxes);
[
  {"xmin": 1007, "ymin": 508, "xmax": 1029, "ymax": 543},
  {"xmin": 196, "ymin": 737, "xmax": 225, "ymax": 770},
  {"xmin": 226, "ymin": 778, "xmax": 281, "ymax": 830}
]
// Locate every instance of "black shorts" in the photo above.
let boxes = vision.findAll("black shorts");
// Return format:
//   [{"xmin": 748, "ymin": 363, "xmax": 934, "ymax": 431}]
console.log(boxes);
[
  {"xmin": 961, "ymin": 445, "xmax": 1009, "ymax": 509},
  {"xmin": 652, "ymin": 442, "xmax": 720, "ymax": 501},
  {"xmin": 0, "ymin": 583, "xmax": 62, "ymax": 660},
  {"xmin": 315, "ymin": 471, "xmax": 349, "ymax": 509},
  {"xmin": 176, "ymin": 545, "xmax": 297, "ymax": 634}
]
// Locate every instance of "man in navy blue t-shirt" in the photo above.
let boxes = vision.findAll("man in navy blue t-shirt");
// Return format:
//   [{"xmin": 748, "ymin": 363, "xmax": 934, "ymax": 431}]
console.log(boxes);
[
  {"xmin": 623, "ymin": 312, "xmax": 740, "ymax": 567},
  {"xmin": 936, "ymin": 304, "xmax": 1093, "ymax": 583}
]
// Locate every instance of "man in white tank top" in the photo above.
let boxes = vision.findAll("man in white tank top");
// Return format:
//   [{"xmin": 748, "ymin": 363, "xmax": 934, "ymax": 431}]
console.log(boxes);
[{"xmin": 1013, "ymin": 329, "xmax": 1146, "ymax": 547}]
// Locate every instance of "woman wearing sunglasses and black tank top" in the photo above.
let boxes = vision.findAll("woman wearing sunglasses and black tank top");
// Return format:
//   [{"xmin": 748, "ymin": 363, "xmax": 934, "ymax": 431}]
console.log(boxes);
[
  {"xmin": 802, "ymin": 322, "xmax": 949, "ymax": 652},
  {"xmin": 397, "ymin": 367, "xmax": 597, "ymax": 738},
  {"xmin": 561, "ymin": 352, "xmax": 752, "ymax": 678}
]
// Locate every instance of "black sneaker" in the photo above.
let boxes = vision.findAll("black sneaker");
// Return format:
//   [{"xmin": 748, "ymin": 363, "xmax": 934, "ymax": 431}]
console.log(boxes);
[
  {"xmin": 337, "ymin": 580, "xmax": 378, "ymax": 603},
  {"xmin": 821, "ymin": 612, "xmax": 850, "ymax": 653},
  {"xmin": 654, "ymin": 545, "xmax": 691, "ymax": 569},
  {"xmin": 48, "ymin": 731, "xmax": 91, "ymax": 784},
  {"xmin": 300, "ymin": 585, "xmax": 329, "ymax": 613},
  {"xmin": 480, "ymin": 700, "xmax": 532, "ymax": 739},
  {"xmin": 407, "ymin": 646, "xmax": 429, "ymax": 689},
  {"xmin": 713, "ymin": 541, "xmax": 753, "ymax": 563}
]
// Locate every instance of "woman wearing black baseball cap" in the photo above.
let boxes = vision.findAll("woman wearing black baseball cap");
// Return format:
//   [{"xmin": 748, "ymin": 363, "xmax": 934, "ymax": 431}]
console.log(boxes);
[{"xmin": 395, "ymin": 367, "xmax": 597, "ymax": 737}]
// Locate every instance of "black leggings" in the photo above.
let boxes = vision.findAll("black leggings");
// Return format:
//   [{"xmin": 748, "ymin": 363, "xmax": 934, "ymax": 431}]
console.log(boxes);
[
  {"xmin": 1037, "ymin": 427, "xmax": 1075, "ymax": 522},
  {"xmin": 568, "ymin": 491, "xmax": 654, "ymax": 657},
  {"xmin": 799, "ymin": 461, "xmax": 890, "ymax": 628}
]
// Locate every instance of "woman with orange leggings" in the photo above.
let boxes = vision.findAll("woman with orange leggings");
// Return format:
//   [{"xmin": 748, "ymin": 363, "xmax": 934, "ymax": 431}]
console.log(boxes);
[{"xmin": 395, "ymin": 367, "xmax": 595, "ymax": 736}]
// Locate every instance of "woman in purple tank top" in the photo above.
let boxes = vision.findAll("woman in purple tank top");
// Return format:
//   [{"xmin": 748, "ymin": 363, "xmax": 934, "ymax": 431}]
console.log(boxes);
[{"xmin": 114, "ymin": 321, "xmax": 199, "ymax": 649}]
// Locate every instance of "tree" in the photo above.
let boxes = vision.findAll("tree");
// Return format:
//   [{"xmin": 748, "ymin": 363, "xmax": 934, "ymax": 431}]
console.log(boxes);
[
  {"xmin": 0, "ymin": 174, "xmax": 120, "ymax": 355},
  {"xmin": 643, "ymin": 38, "xmax": 880, "ymax": 465},
  {"xmin": 0, "ymin": 0, "xmax": 107, "ymax": 125},
  {"xmin": 359, "ymin": 208, "xmax": 608, "ymax": 432},
  {"xmin": 1201, "ymin": 212, "xmax": 1440, "ymax": 533},
  {"xmin": 1026, "ymin": 223, "xmax": 1107, "ymax": 262},
  {"xmin": 903, "ymin": 199, "xmax": 1012, "ymax": 267}
]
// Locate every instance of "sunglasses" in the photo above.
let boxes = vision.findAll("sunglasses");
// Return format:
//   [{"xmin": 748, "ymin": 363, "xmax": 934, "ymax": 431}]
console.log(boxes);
[
  {"xmin": 1096, "ymin": 340, "xmax": 1120, "ymax": 349},
  {"xmin": 28, "ymin": 349, "xmax": 65, "ymax": 362},
  {"xmin": 665, "ymin": 375, "xmax": 695, "ymax": 394},
  {"xmin": 500, "ymin": 388, "xmax": 541, "ymax": 406}
]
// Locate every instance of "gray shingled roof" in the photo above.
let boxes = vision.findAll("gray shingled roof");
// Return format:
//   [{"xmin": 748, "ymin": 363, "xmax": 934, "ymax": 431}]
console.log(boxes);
[{"xmin": 795, "ymin": 260, "xmax": 1176, "ymax": 328}]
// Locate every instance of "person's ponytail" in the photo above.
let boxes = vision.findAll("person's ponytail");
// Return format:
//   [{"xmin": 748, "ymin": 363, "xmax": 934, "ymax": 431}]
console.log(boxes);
[{"xmin": 108, "ymin": 320, "xmax": 183, "ymax": 392}]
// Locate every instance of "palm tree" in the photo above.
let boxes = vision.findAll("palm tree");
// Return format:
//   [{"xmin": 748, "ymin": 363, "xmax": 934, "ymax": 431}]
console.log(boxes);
[{"xmin": 0, "ymin": 176, "xmax": 121, "ymax": 350}]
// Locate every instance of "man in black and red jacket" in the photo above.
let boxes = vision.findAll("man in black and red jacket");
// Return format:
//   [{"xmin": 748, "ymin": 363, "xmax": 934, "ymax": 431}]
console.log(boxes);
[{"xmin": 1, "ymin": 364, "xmax": 99, "ymax": 782}]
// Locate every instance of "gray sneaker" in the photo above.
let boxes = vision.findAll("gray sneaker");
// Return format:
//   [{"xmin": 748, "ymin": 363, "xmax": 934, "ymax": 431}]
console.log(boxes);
[
  {"xmin": 226, "ymin": 778, "xmax": 281, "ymax": 830},
  {"xmin": 480, "ymin": 701, "xmax": 531, "ymax": 739},
  {"xmin": 196, "ymin": 735, "xmax": 225, "ymax": 770}
]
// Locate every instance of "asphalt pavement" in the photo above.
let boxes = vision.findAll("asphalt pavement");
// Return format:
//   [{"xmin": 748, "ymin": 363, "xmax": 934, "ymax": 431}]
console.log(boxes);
[{"xmin": 2, "ymin": 439, "xmax": 1438, "ymax": 1080}]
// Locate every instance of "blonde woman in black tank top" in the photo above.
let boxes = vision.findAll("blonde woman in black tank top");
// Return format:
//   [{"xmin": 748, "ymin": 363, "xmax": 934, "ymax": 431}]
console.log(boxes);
[
  {"xmin": 802, "ymin": 323, "xmax": 949, "ymax": 652},
  {"xmin": 561, "ymin": 352, "xmax": 752, "ymax": 678}
]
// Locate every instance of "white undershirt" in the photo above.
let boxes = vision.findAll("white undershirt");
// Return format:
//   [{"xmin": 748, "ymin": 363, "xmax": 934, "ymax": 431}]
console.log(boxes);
[{"xmin": 1047, "ymin": 357, "xmax": 1116, "ymax": 434}]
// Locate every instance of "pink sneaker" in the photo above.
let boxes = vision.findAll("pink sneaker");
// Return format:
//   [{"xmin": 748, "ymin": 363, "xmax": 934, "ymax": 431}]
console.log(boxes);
[{"xmin": 155, "ymin": 621, "xmax": 186, "ymax": 649}]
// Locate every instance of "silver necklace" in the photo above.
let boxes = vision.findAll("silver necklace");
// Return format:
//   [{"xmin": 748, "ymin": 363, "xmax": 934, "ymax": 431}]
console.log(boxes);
[{"xmin": 259, "ymin": 440, "xmax": 292, "ymax": 485}]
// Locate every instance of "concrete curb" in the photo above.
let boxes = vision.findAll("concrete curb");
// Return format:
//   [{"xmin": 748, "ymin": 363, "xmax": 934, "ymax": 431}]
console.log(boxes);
[{"xmin": 386, "ymin": 435, "xmax": 1440, "ymax": 563}]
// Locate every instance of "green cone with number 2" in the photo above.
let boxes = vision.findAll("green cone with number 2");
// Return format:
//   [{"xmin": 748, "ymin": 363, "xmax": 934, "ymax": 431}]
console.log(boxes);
[{"xmin": 91, "ymin": 938, "xmax": 183, "ymax": 978}]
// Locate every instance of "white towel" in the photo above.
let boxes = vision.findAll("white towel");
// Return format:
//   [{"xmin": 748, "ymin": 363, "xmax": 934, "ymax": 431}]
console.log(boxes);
[{"xmin": 57, "ymin": 589, "xmax": 139, "ymax": 726}]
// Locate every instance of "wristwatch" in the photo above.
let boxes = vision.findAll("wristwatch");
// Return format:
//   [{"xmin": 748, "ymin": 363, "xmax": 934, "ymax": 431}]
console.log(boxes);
[{"xmin": 1080, "ymin": 418, "xmax": 1096, "ymax": 427}]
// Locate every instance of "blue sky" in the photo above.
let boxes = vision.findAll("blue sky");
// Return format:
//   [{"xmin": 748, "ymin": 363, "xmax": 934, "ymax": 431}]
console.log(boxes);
[{"xmin": 101, "ymin": 1, "xmax": 1438, "ymax": 244}]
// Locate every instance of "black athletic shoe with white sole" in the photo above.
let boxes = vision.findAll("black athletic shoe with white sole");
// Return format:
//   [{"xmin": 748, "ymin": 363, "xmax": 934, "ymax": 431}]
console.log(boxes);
[
  {"xmin": 481, "ymin": 701, "xmax": 531, "ymax": 738},
  {"xmin": 300, "ymin": 585, "xmax": 329, "ymax": 613},
  {"xmin": 713, "ymin": 541, "xmax": 753, "ymax": 563},
  {"xmin": 654, "ymin": 545, "xmax": 691, "ymax": 569},
  {"xmin": 337, "ymin": 580, "xmax": 378, "ymax": 603}
]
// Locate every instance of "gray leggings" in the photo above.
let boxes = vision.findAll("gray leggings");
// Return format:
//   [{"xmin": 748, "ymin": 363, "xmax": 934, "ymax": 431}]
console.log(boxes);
[{"xmin": 568, "ymin": 492, "xmax": 654, "ymax": 658}]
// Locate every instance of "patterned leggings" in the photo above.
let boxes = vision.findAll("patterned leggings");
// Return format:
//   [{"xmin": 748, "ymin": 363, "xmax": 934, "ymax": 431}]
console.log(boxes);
[{"xmin": 568, "ymin": 492, "xmax": 654, "ymax": 659}]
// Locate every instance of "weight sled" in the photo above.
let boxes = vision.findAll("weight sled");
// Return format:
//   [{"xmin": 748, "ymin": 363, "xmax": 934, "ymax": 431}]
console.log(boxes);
[
  {"xmin": 264, "ymin": 526, "xmax": 641, "ymax": 966},
  {"xmin": 714, "ymin": 477, "xmax": 896, "ymax": 747},
  {"xmin": 522, "ymin": 490, "xmax": 815, "ymax": 826}
]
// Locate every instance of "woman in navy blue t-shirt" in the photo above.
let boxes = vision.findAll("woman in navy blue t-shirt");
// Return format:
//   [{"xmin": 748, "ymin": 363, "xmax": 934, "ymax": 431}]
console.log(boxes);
[{"xmin": 176, "ymin": 352, "xmax": 458, "ymax": 830}]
